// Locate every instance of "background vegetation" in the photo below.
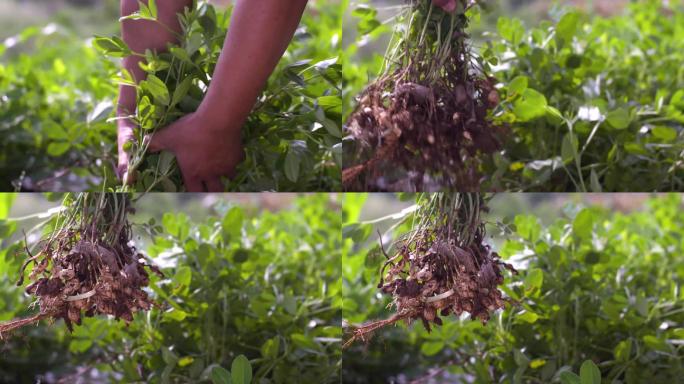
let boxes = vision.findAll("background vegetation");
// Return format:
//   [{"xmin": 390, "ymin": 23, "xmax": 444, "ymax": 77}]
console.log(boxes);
[
  {"xmin": 0, "ymin": 193, "xmax": 342, "ymax": 383},
  {"xmin": 343, "ymin": 193, "xmax": 684, "ymax": 383}
]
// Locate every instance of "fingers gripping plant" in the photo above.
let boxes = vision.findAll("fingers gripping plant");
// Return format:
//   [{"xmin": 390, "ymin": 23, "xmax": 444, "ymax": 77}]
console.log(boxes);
[
  {"xmin": 95, "ymin": 1, "xmax": 342, "ymax": 192},
  {"xmin": 344, "ymin": 193, "xmax": 515, "ymax": 348},
  {"xmin": 98, "ymin": 1, "xmax": 228, "ymax": 191},
  {"xmin": 0, "ymin": 193, "xmax": 160, "ymax": 337},
  {"xmin": 343, "ymin": 0, "xmax": 504, "ymax": 191}
]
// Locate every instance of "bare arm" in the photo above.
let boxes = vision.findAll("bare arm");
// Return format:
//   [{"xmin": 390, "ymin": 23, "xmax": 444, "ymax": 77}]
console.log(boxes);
[
  {"xmin": 117, "ymin": 0, "xmax": 192, "ymax": 180},
  {"xmin": 194, "ymin": 0, "xmax": 309, "ymax": 128},
  {"xmin": 148, "ymin": 0, "xmax": 309, "ymax": 191}
]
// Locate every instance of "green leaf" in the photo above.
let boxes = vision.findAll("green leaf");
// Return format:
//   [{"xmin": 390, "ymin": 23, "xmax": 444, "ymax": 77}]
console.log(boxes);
[
  {"xmin": 517, "ymin": 310, "xmax": 539, "ymax": 323},
  {"xmin": 69, "ymin": 339, "xmax": 92, "ymax": 353},
  {"xmin": 579, "ymin": 360, "xmax": 601, "ymax": 384},
  {"xmin": 614, "ymin": 339, "xmax": 632, "ymax": 362},
  {"xmin": 232, "ymin": 248, "xmax": 249, "ymax": 263},
  {"xmin": 291, "ymin": 333, "xmax": 319, "ymax": 350},
  {"xmin": 500, "ymin": 239, "xmax": 525, "ymax": 259},
  {"xmin": 556, "ymin": 12, "xmax": 580, "ymax": 43},
  {"xmin": 165, "ymin": 308, "xmax": 188, "ymax": 321},
  {"xmin": 589, "ymin": 169, "xmax": 602, "ymax": 192},
  {"xmin": 173, "ymin": 266, "xmax": 192, "ymax": 287},
  {"xmin": 652, "ymin": 126, "xmax": 677, "ymax": 141},
  {"xmin": 513, "ymin": 88, "xmax": 548, "ymax": 121},
  {"xmin": 561, "ymin": 132, "xmax": 579, "ymax": 162},
  {"xmin": 170, "ymin": 47, "xmax": 192, "ymax": 63},
  {"xmin": 670, "ymin": 89, "xmax": 684, "ymax": 109},
  {"xmin": 222, "ymin": 207, "xmax": 244, "ymax": 242},
  {"xmin": 0, "ymin": 194, "xmax": 15, "ymax": 219},
  {"xmin": 148, "ymin": 0, "xmax": 157, "ymax": 18},
  {"xmin": 282, "ymin": 294, "xmax": 297, "ymax": 315},
  {"xmin": 317, "ymin": 95, "xmax": 342, "ymax": 115},
  {"xmin": 565, "ymin": 54, "xmax": 583, "ymax": 69},
  {"xmin": 284, "ymin": 141, "xmax": 307, "ymax": 182},
  {"xmin": 545, "ymin": 106, "xmax": 564, "ymax": 125},
  {"xmin": 47, "ymin": 142, "xmax": 70, "ymax": 157},
  {"xmin": 524, "ymin": 268, "xmax": 544, "ymax": 293},
  {"xmin": 321, "ymin": 118, "xmax": 342, "ymax": 138},
  {"xmin": 420, "ymin": 341, "xmax": 444, "ymax": 356},
  {"xmin": 624, "ymin": 142, "xmax": 647, "ymax": 155},
  {"xmin": 497, "ymin": 17, "xmax": 524, "ymax": 45},
  {"xmin": 230, "ymin": 355, "xmax": 252, "ymax": 384},
  {"xmin": 508, "ymin": 76, "xmax": 528, "ymax": 95},
  {"xmin": 560, "ymin": 371, "xmax": 581, "ymax": 384},
  {"xmin": 92, "ymin": 36, "xmax": 129, "ymax": 57},
  {"xmin": 514, "ymin": 215, "xmax": 541, "ymax": 242},
  {"xmin": 284, "ymin": 148, "xmax": 301, "ymax": 182},
  {"xmin": 144, "ymin": 75, "xmax": 170, "ymax": 106},
  {"xmin": 211, "ymin": 366, "xmax": 231, "ymax": 384},
  {"xmin": 513, "ymin": 349, "xmax": 530, "ymax": 367},
  {"xmin": 162, "ymin": 346, "xmax": 178, "ymax": 365},
  {"xmin": 643, "ymin": 335, "xmax": 670, "ymax": 352},
  {"xmin": 44, "ymin": 120, "xmax": 69, "ymax": 140},
  {"xmin": 352, "ymin": 5, "xmax": 376, "ymax": 17},
  {"xmin": 573, "ymin": 209, "xmax": 594, "ymax": 240},
  {"xmin": 172, "ymin": 77, "xmax": 193, "ymax": 107},
  {"xmin": 260, "ymin": 337, "xmax": 280, "ymax": 359},
  {"xmin": 606, "ymin": 108, "xmax": 631, "ymax": 130}
]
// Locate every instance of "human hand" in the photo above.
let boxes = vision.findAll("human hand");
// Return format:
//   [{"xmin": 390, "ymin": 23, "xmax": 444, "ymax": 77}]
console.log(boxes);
[
  {"xmin": 117, "ymin": 120, "xmax": 136, "ymax": 184},
  {"xmin": 147, "ymin": 112, "xmax": 244, "ymax": 192},
  {"xmin": 432, "ymin": 0, "xmax": 458, "ymax": 12}
]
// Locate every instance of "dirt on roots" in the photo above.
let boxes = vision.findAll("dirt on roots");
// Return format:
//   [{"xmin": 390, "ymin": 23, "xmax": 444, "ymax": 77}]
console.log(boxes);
[
  {"xmin": 344, "ymin": 195, "xmax": 516, "ymax": 348},
  {"xmin": 343, "ymin": 3, "xmax": 506, "ymax": 191},
  {"xmin": 0, "ymin": 198, "xmax": 161, "ymax": 337}
]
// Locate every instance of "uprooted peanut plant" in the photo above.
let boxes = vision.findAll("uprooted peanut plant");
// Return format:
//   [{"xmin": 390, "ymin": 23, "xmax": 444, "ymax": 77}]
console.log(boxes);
[
  {"xmin": 344, "ymin": 193, "xmax": 515, "ymax": 348},
  {"xmin": 343, "ymin": 1, "xmax": 504, "ymax": 191},
  {"xmin": 0, "ymin": 193, "xmax": 160, "ymax": 337}
]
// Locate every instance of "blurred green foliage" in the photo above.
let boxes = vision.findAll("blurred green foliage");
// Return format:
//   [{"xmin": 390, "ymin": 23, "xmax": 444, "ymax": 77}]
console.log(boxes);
[
  {"xmin": 0, "ymin": 26, "xmax": 117, "ymax": 190},
  {"xmin": 485, "ymin": 1, "xmax": 684, "ymax": 191},
  {"xmin": 0, "ymin": 194, "xmax": 342, "ymax": 383},
  {"xmin": 0, "ymin": 0, "xmax": 120, "ymax": 41},
  {"xmin": 343, "ymin": 194, "xmax": 684, "ymax": 383}
]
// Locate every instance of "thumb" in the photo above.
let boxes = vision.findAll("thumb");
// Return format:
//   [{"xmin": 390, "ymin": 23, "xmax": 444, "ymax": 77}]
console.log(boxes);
[
  {"xmin": 147, "ymin": 127, "xmax": 173, "ymax": 153},
  {"xmin": 433, "ymin": 0, "xmax": 458, "ymax": 12}
]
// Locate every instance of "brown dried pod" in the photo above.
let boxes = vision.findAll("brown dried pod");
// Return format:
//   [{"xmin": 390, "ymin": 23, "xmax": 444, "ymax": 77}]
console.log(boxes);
[{"xmin": 1, "ymin": 193, "xmax": 162, "ymax": 337}]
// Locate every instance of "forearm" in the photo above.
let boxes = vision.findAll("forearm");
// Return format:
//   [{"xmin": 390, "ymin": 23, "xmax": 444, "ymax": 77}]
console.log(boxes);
[
  {"xmin": 197, "ymin": 0, "xmax": 309, "ymax": 131},
  {"xmin": 117, "ymin": 0, "xmax": 192, "ymax": 118}
]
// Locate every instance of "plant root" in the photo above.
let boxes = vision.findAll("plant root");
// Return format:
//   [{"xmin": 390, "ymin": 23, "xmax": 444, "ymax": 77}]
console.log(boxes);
[
  {"xmin": 343, "ymin": 194, "xmax": 516, "ymax": 348},
  {"xmin": 0, "ymin": 313, "xmax": 51, "ymax": 339},
  {"xmin": 3, "ymin": 194, "xmax": 162, "ymax": 336},
  {"xmin": 343, "ymin": 1, "xmax": 506, "ymax": 191}
]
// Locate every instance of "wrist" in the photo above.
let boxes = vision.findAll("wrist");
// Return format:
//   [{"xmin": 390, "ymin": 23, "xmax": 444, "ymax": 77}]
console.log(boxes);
[{"xmin": 195, "ymin": 102, "xmax": 244, "ymax": 137}]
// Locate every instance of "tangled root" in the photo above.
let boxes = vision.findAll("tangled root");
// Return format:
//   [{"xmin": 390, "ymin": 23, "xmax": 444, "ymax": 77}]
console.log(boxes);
[
  {"xmin": 1, "ymin": 194, "xmax": 161, "ymax": 337},
  {"xmin": 344, "ymin": 194, "xmax": 516, "ymax": 347},
  {"xmin": 343, "ymin": 1, "xmax": 506, "ymax": 191}
]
